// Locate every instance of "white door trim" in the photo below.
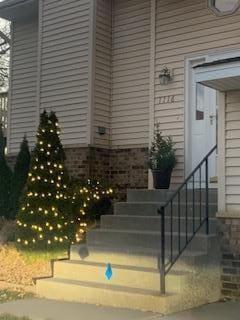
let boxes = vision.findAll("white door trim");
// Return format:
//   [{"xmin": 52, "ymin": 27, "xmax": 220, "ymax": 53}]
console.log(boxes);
[
  {"xmin": 184, "ymin": 55, "xmax": 208, "ymax": 177},
  {"xmin": 217, "ymin": 91, "xmax": 226, "ymax": 211},
  {"xmin": 185, "ymin": 55, "xmax": 226, "ymax": 211}
]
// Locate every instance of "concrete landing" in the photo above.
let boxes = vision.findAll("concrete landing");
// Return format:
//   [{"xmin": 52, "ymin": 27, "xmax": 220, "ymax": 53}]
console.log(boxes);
[{"xmin": 0, "ymin": 299, "xmax": 239, "ymax": 320}]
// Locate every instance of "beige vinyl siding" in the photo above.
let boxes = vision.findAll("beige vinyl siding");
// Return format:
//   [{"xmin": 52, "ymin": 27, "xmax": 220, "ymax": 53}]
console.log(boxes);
[
  {"xmin": 155, "ymin": 0, "xmax": 240, "ymax": 185},
  {"xmin": 40, "ymin": 0, "xmax": 91, "ymax": 146},
  {"xmin": 9, "ymin": 19, "xmax": 38, "ymax": 153},
  {"xmin": 111, "ymin": 0, "xmax": 151, "ymax": 147},
  {"xmin": 225, "ymin": 91, "xmax": 240, "ymax": 211},
  {"xmin": 94, "ymin": 0, "xmax": 112, "ymax": 147}
]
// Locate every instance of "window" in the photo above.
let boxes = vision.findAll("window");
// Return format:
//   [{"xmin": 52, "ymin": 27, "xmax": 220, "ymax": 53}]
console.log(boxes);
[
  {"xmin": 196, "ymin": 83, "xmax": 205, "ymax": 120},
  {"xmin": 209, "ymin": 0, "xmax": 240, "ymax": 15}
]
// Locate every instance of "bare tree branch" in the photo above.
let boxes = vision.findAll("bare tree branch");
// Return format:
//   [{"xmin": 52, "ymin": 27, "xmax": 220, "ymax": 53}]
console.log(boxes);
[
  {"xmin": 0, "ymin": 47, "xmax": 9, "ymax": 55},
  {"xmin": 0, "ymin": 30, "xmax": 10, "ymax": 45},
  {"xmin": 0, "ymin": 19, "xmax": 10, "ymax": 90}
]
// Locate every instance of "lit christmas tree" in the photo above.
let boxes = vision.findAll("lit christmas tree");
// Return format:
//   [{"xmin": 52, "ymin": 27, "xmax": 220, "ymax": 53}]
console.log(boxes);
[{"xmin": 16, "ymin": 111, "xmax": 74, "ymax": 249}]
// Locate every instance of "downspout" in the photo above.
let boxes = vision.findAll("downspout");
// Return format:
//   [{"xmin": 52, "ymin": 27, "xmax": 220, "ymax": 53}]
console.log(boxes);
[{"xmin": 148, "ymin": 0, "xmax": 156, "ymax": 189}]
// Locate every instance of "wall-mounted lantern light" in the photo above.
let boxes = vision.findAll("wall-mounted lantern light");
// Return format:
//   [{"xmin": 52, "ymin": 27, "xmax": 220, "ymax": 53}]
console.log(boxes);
[{"xmin": 159, "ymin": 67, "xmax": 173, "ymax": 86}]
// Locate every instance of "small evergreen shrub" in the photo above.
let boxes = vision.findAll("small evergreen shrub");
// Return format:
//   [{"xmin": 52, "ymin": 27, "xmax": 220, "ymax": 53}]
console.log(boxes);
[
  {"xmin": 11, "ymin": 136, "xmax": 31, "ymax": 219},
  {"xmin": 0, "ymin": 125, "xmax": 13, "ymax": 219},
  {"xmin": 149, "ymin": 126, "xmax": 176, "ymax": 171}
]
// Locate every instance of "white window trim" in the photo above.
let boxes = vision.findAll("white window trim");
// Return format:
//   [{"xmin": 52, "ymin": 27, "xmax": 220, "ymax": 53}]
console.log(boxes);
[{"xmin": 208, "ymin": 0, "xmax": 240, "ymax": 16}]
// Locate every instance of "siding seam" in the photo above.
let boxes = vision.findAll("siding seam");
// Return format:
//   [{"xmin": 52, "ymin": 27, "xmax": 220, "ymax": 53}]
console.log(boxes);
[{"xmin": 36, "ymin": 0, "xmax": 43, "ymax": 132}]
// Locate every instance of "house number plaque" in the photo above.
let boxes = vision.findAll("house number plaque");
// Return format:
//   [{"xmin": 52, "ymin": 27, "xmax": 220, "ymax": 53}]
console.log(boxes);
[{"xmin": 159, "ymin": 95, "xmax": 175, "ymax": 104}]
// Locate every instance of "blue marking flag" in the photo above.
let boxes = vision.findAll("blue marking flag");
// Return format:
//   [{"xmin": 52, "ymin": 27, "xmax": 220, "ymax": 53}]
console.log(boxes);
[{"xmin": 105, "ymin": 263, "xmax": 113, "ymax": 280}]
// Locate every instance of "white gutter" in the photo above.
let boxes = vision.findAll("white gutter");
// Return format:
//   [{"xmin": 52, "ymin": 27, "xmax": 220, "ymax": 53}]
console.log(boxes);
[{"xmin": 0, "ymin": 0, "xmax": 31, "ymax": 10}]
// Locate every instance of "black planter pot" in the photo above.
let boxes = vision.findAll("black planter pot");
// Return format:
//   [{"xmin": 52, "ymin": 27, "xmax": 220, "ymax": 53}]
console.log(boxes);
[{"xmin": 152, "ymin": 168, "xmax": 173, "ymax": 189}]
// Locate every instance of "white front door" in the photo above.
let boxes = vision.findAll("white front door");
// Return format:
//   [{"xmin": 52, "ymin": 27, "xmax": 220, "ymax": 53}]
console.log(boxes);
[{"xmin": 191, "ymin": 81, "xmax": 217, "ymax": 185}]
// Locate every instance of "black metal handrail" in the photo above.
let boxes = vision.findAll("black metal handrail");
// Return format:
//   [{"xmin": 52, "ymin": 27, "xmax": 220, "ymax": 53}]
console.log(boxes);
[{"xmin": 158, "ymin": 144, "xmax": 217, "ymax": 294}]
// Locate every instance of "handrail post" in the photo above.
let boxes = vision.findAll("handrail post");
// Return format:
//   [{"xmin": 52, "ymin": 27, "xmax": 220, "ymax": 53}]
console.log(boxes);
[
  {"xmin": 205, "ymin": 158, "xmax": 209, "ymax": 235},
  {"xmin": 159, "ymin": 206, "xmax": 166, "ymax": 294}
]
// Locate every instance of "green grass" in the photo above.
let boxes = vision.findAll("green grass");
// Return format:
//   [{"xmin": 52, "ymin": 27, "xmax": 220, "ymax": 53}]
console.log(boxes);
[
  {"xmin": 19, "ymin": 248, "xmax": 68, "ymax": 264},
  {"xmin": 0, "ymin": 315, "xmax": 31, "ymax": 320},
  {"xmin": 0, "ymin": 290, "xmax": 34, "ymax": 304}
]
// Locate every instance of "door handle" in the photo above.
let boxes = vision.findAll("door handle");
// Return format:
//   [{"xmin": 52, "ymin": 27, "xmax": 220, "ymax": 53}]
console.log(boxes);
[{"xmin": 209, "ymin": 114, "xmax": 216, "ymax": 125}]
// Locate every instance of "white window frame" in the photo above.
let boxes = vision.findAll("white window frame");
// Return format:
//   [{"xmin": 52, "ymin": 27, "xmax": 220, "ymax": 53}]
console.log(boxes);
[{"xmin": 208, "ymin": 0, "xmax": 240, "ymax": 16}]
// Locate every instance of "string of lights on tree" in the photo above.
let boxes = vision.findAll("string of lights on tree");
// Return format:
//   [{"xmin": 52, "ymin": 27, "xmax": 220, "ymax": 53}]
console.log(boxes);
[
  {"xmin": 71, "ymin": 180, "xmax": 113, "ymax": 243},
  {"xmin": 16, "ymin": 111, "xmax": 75, "ymax": 249}
]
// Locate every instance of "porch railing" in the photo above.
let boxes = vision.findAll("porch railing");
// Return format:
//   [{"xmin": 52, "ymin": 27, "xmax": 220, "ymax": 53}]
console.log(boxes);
[{"xmin": 158, "ymin": 144, "xmax": 217, "ymax": 294}]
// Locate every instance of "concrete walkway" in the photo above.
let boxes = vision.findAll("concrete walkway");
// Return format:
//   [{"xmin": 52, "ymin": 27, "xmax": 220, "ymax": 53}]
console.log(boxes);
[{"xmin": 0, "ymin": 299, "xmax": 239, "ymax": 320}]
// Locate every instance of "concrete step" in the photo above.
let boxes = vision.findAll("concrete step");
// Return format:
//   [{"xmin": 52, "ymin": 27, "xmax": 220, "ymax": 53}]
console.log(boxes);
[
  {"xmin": 127, "ymin": 189, "xmax": 171, "ymax": 203},
  {"xmin": 115, "ymin": 202, "xmax": 217, "ymax": 217},
  {"xmin": 36, "ymin": 274, "xmax": 220, "ymax": 315},
  {"xmin": 36, "ymin": 277, "xmax": 180, "ymax": 314},
  {"xmin": 86, "ymin": 229, "xmax": 217, "ymax": 252},
  {"xmin": 127, "ymin": 189, "xmax": 218, "ymax": 203},
  {"xmin": 70, "ymin": 244, "xmax": 209, "ymax": 270},
  {"xmin": 101, "ymin": 215, "xmax": 217, "ymax": 233},
  {"xmin": 53, "ymin": 260, "xmax": 190, "ymax": 292}
]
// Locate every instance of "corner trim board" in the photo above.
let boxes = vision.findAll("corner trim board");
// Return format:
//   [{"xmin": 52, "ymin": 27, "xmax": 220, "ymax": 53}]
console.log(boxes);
[
  {"xmin": 87, "ymin": 0, "xmax": 97, "ymax": 146},
  {"xmin": 148, "ymin": 0, "xmax": 156, "ymax": 190},
  {"xmin": 7, "ymin": 22, "xmax": 14, "ymax": 153},
  {"xmin": 36, "ymin": 0, "xmax": 42, "ymax": 127}
]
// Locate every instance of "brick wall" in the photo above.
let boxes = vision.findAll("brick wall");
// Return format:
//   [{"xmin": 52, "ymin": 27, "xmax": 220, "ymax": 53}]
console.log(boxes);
[
  {"xmin": 7, "ymin": 146, "xmax": 149, "ymax": 199},
  {"xmin": 65, "ymin": 146, "xmax": 149, "ymax": 200},
  {"xmin": 65, "ymin": 147, "xmax": 90, "ymax": 179},
  {"xmin": 108, "ymin": 148, "xmax": 148, "ymax": 200},
  {"xmin": 218, "ymin": 218, "xmax": 240, "ymax": 299},
  {"xmin": 89, "ymin": 147, "xmax": 110, "ymax": 181}
]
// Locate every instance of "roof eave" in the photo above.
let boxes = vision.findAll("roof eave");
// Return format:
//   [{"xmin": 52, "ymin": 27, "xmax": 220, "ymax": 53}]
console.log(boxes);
[{"xmin": 0, "ymin": 0, "xmax": 38, "ymax": 21}]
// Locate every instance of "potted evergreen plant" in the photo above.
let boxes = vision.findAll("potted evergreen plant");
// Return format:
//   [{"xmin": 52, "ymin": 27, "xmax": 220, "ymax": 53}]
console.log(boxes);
[{"xmin": 149, "ymin": 128, "xmax": 176, "ymax": 189}]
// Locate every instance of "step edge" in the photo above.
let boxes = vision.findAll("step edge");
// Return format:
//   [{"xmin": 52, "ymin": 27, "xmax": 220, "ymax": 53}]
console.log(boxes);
[
  {"xmin": 54, "ymin": 260, "xmax": 191, "ymax": 276},
  {"xmin": 37, "ymin": 277, "xmax": 177, "ymax": 297},
  {"xmin": 88, "ymin": 229, "xmax": 217, "ymax": 237}
]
